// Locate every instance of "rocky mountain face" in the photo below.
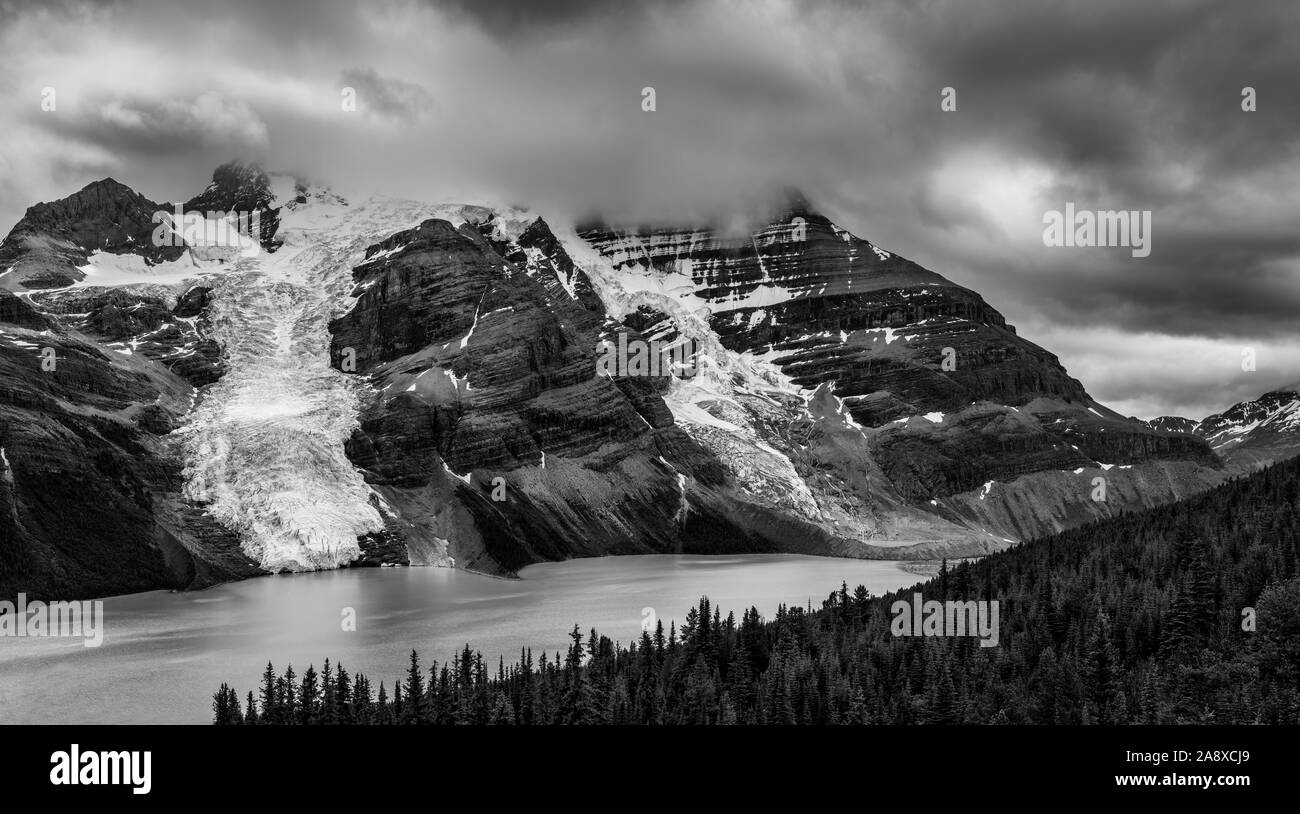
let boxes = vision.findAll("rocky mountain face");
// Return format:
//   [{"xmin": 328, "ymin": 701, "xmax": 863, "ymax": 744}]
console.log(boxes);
[
  {"xmin": 0, "ymin": 178, "xmax": 182, "ymax": 290},
  {"xmin": 0, "ymin": 167, "xmax": 1234, "ymax": 598},
  {"xmin": 572, "ymin": 201, "xmax": 1224, "ymax": 546},
  {"xmin": 1144, "ymin": 384, "xmax": 1300, "ymax": 473},
  {"xmin": 579, "ymin": 200, "xmax": 1091, "ymax": 420},
  {"xmin": 0, "ymin": 163, "xmax": 290, "ymax": 599},
  {"xmin": 1146, "ymin": 415, "xmax": 1199, "ymax": 434},
  {"xmin": 0, "ymin": 162, "xmax": 282, "ymax": 293},
  {"xmin": 0, "ymin": 285, "xmax": 260, "ymax": 601},
  {"xmin": 181, "ymin": 161, "xmax": 283, "ymax": 250},
  {"xmin": 327, "ymin": 211, "xmax": 934, "ymax": 575}
]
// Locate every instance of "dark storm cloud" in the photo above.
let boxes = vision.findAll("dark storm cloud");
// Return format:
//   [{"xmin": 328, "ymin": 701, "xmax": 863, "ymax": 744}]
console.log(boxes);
[
  {"xmin": 1, "ymin": 0, "xmax": 1298, "ymax": 417},
  {"xmin": 425, "ymin": 0, "xmax": 688, "ymax": 36},
  {"xmin": 35, "ymin": 94, "xmax": 270, "ymax": 156},
  {"xmin": 339, "ymin": 68, "xmax": 436, "ymax": 121},
  {"xmin": 860, "ymin": 3, "xmax": 1300, "ymax": 249},
  {"xmin": 799, "ymin": 0, "xmax": 1300, "ymax": 416}
]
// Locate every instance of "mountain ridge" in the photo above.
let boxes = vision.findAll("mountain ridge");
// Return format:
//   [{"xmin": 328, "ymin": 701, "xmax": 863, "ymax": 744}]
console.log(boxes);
[
  {"xmin": 1142, "ymin": 382, "xmax": 1300, "ymax": 473},
  {"xmin": 0, "ymin": 163, "xmax": 1259, "ymax": 599}
]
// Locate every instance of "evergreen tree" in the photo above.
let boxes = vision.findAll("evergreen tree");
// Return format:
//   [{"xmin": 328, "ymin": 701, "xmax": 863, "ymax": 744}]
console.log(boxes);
[
  {"xmin": 321, "ymin": 659, "xmax": 338, "ymax": 725},
  {"xmin": 299, "ymin": 665, "xmax": 320, "ymax": 725},
  {"xmin": 402, "ymin": 649, "xmax": 424, "ymax": 724},
  {"xmin": 1084, "ymin": 611, "xmax": 1123, "ymax": 724},
  {"xmin": 376, "ymin": 682, "xmax": 392, "ymax": 725},
  {"xmin": 259, "ymin": 661, "xmax": 278, "ymax": 723},
  {"xmin": 244, "ymin": 690, "xmax": 259, "ymax": 725}
]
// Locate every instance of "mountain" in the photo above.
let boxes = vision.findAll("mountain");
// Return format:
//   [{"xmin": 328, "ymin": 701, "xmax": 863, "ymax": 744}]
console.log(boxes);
[
  {"xmin": 0, "ymin": 163, "xmax": 281, "ymax": 293},
  {"xmin": 1144, "ymin": 383, "xmax": 1300, "ymax": 473},
  {"xmin": 0, "ymin": 178, "xmax": 183, "ymax": 290},
  {"xmin": 181, "ymin": 161, "xmax": 283, "ymax": 250},
  {"xmin": 0, "ymin": 164, "xmax": 289, "ymax": 598},
  {"xmin": 1145, "ymin": 415, "xmax": 1199, "ymax": 434},
  {"xmin": 0, "ymin": 166, "xmax": 1230, "ymax": 599},
  {"xmin": 571, "ymin": 200, "xmax": 1223, "ymax": 546}
]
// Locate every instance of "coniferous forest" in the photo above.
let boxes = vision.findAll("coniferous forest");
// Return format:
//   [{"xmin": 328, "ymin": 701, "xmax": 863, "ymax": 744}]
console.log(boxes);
[{"xmin": 212, "ymin": 455, "xmax": 1300, "ymax": 725}]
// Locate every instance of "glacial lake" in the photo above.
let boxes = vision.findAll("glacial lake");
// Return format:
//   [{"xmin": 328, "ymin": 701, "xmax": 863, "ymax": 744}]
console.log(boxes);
[{"xmin": 0, "ymin": 554, "xmax": 921, "ymax": 724}]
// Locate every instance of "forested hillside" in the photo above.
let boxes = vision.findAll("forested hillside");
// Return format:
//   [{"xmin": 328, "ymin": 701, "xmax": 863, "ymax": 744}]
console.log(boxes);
[{"xmin": 213, "ymin": 456, "xmax": 1300, "ymax": 725}]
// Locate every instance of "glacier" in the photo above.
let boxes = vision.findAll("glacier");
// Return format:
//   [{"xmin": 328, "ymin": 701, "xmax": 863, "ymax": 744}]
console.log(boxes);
[{"xmin": 172, "ymin": 190, "xmax": 451, "ymax": 572}]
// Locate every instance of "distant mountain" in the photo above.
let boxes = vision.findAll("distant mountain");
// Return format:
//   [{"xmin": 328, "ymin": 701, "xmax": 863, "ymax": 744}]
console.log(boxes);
[
  {"xmin": 1141, "ymin": 384, "xmax": 1300, "ymax": 473},
  {"xmin": 0, "ymin": 178, "xmax": 182, "ymax": 290},
  {"xmin": 1146, "ymin": 415, "xmax": 1199, "ymax": 434},
  {"xmin": 0, "ymin": 164, "xmax": 282, "ymax": 293},
  {"xmin": 0, "ymin": 166, "xmax": 1230, "ymax": 599}
]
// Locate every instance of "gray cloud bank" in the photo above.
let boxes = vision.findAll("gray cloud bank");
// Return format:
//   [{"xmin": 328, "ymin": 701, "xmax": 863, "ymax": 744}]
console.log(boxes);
[{"xmin": 1, "ymin": 0, "xmax": 1297, "ymax": 418}]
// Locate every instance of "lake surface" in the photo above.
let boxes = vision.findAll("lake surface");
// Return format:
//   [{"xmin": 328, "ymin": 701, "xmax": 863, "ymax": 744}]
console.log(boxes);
[{"xmin": 0, "ymin": 554, "xmax": 920, "ymax": 724}]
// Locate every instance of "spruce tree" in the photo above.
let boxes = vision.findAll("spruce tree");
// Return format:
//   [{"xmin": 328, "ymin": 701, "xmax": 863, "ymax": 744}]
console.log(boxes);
[
  {"xmin": 402, "ymin": 649, "xmax": 424, "ymax": 724},
  {"xmin": 299, "ymin": 665, "xmax": 320, "ymax": 725},
  {"xmin": 1084, "ymin": 610, "xmax": 1123, "ymax": 724}
]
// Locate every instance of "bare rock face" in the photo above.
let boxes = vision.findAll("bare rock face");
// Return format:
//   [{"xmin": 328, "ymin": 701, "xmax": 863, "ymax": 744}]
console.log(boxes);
[
  {"xmin": 32, "ymin": 287, "xmax": 226, "ymax": 387},
  {"xmin": 0, "ymin": 162, "xmax": 283, "ymax": 294},
  {"xmin": 0, "ymin": 178, "xmax": 181, "ymax": 290},
  {"xmin": 1146, "ymin": 415, "xmax": 1199, "ymax": 434},
  {"xmin": 181, "ymin": 161, "xmax": 283, "ymax": 251},
  {"xmin": 330, "ymin": 215, "xmax": 797, "ymax": 574},
  {"xmin": 579, "ymin": 200, "xmax": 1089, "ymax": 416},
  {"xmin": 574, "ymin": 195, "xmax": 1225, "ymax": 546},
  {"xmin": 0, "ymin": 297, "xmax": 261, "ymax": 600},
  {"xmin": 0, "ymin": 291, "xmax": 50, "ymax": 329},
  {"xmin": 870, "ymin": 405, "xmax": 1219, "ymax": 501}
]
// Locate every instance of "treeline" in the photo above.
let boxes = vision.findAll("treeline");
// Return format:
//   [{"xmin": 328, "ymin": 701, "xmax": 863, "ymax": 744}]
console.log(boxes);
[{"xmin": 213, "ymin": 456, "xmax": 1300, "ymax": 725}]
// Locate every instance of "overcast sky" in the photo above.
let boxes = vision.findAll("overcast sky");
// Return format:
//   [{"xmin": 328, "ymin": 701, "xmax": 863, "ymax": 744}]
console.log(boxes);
[{"xmin": 1, "ymin": 0, "xmax": 1298, "ymax": 418}]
